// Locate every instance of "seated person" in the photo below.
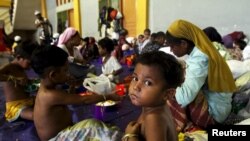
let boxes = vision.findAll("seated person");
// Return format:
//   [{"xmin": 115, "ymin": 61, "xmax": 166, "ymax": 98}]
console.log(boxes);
[
  {"xmin": 141, "ymin": 31, "xmax": 166, "ymax": 54},
  {"xmin": 80, "ymin": 37, "xmax": 100, "ymax": 63},
  {"xmin": 57, "ymin": 27, "xmax": 92, "ymax": 81},
  {"xmin": 0, "ymin": 40, "xmax": 38, "ymax": 122},
  {"xmin": 120, "ymin": 44, "xmax": 136, "ymax": 66},
  {"xmin": 31, "ymin": 45, "xmax": 123, "ymax": 141},
  {"xmin": 57, "ymin": 27, "xmax": 86, "ymax": 65},
  {"xmin": 165, "ymin": 19, "xmax": 236, "ymax": 132},
  {"xmin": 228, "ymin": 39, "xmax": 247, "ymax": 61},
  {"xmin": 88, "ymin": 37, "xmax": 100, "ymax": 61},
  {"xmin": 97, "ymin": 37, "xmax": 123, "ymax": 83},
  {"xmin": 203, "ymin": 26, "xmax": 232, "ymax": 60},
  {"xmin": 222, "ymin": 31, "xmax": 247, "ymax": 48},
  {"xmin": 123, "ymin": 51, "xmax": 182, "ymax": 141}
]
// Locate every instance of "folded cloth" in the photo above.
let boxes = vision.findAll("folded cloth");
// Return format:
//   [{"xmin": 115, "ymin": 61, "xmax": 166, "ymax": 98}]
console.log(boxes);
[
  {"xmin": 49, "ymin": 118, "xmax": 123, "ymax": 141},
  {"xmin": 5, "ymin": 97, "xmax": 34, "ymax": 122}
]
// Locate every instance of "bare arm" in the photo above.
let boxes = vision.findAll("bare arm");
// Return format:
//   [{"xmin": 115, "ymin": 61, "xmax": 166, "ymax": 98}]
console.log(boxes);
[
  {"xmin": 124, "ymin": 121, "xmax": 140, "ymax": 141},
  {"xmin": 47, "ymin": 90, "xmax": 122, "ymax": 106}
]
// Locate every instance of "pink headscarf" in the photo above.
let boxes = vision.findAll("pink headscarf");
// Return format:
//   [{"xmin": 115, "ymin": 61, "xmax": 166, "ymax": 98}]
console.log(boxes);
[{"xmin": 57, "ymin": 27, "xmax": 77, "ymax": 46}]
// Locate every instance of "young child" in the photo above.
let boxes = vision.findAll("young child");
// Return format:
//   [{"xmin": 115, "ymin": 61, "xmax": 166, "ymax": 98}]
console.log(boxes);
[
  {"xmin": 98, "ymin": 37, "xmax": 123, "ymax": 82},
  {"xmin": 123, "ymin": 51, "xmax": 183, "ymax": 141},
  {"xmin": 0, "ymin": 41, "xmax": 37, "ymax": 122},
  {"xmin": 31, "ymin": 45, "xmax": 122, "ymax": 141}
]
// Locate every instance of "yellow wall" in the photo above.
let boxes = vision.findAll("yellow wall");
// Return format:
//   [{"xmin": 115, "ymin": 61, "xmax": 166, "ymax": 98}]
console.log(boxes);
[
  {"xmin": 0, "ymin": 0, "xmax": 11, "ymax": 7},
  {"xmin": 122, "ymin": 0, "xmax": 136, "ymax": 37},
  {"xmin": 41, "ymin": 0, "xmax": 47, "ymax": 18},
  {"xmin": 69, "ymin": 9, "xmax": 74, "ymax": 28},
  {"xmin": 73, "ymin": 0, "xmax": 81, "ymax": 34},
  {"xmin": 136, "ymin": 0, "xmax": 148, "ymax": 36}
]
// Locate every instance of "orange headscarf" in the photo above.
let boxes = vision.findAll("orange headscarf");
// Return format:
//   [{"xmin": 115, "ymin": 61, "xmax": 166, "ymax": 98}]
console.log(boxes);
[{"xmin": 167, "ymin": 19, "xmax": 236, "ymax": 92}]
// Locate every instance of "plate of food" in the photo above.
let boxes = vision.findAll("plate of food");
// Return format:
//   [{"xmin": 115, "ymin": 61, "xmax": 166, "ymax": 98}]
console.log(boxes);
[{"xmin": 95, "ymin": 100, "xmax": 117, "ymax": 107}]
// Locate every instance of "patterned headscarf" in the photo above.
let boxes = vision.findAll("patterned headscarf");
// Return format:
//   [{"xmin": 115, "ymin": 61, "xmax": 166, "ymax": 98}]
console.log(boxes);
[
  {"xmin": 57, "ymin": 27, "xmax": 77, "ymax": 46},
  {"xmin": 167, "ymin": 19, "xmax": 236, "ymax": 92}
]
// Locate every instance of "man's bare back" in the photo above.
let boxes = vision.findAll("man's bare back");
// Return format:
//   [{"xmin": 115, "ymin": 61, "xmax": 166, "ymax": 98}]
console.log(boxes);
[
  {"xmin": 34, "ymin": 85, "xmax": 73, "ymax": 141},
  {"xmin": 0, "ymin": 62, "xmax": 34, "ymax": 122},
  {"xmin": 0, "ymin": 63, "xmax": 30, "ymax": 102}
]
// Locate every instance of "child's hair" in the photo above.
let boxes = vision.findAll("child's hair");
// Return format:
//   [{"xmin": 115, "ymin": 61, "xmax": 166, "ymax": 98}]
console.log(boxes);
[
  {"xmin": 150, "ymin": 33, "xmax": 157, "ymax": 41},
  {"xmin": 14, "ymin": 40, "xmax": 39, "ymax": 59},
  {"xmin": 144, "ymin": 28, "xmax": 151, "ymax": 35},
  {"xmin": 138, "ymin": 34, "xmax": 144, "ymax": 39},
  {"xmin": 31, "ymin": 45, "xmax": 68, "ymax": 78},
  {"xmin": 98, "ymin": 37, "xmax": 114, "ymax": 53},
  {"xmin": 83, "ymin": 37, "xmax": 89, "ymax": 44},
  {"xmin": 203, "ymin": 26, "xmax": 223, "ymax": 44},
  {"xmin": 135, "ymin": 51, "xmax": 184, "ymax": 88},
  {"xmin": 156, "ymin": 31, "xmax": 166, "ymax": 38},
  {"xmin": 112, "ymin": 39, "xmax": 118, "ymax": 46}
]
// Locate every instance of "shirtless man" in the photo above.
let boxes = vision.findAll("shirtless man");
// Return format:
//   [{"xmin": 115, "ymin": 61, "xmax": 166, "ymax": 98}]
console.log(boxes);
[{"xmin": 31, "ymin": 45, "xmax": 122, "ymax": 141}]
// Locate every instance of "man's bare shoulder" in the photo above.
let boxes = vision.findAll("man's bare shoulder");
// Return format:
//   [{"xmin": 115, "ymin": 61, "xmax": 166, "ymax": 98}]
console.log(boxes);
[
  {"xmin": 37, "ymin": 86, "xmax": 68, "ymax": 106},
  {"xmin": 0, "ymin": 63, "xmax": 23, "ymax": 73},
  {"xmin": 0, "ymin": 63, "xmax": 27, "ymax": 82}
]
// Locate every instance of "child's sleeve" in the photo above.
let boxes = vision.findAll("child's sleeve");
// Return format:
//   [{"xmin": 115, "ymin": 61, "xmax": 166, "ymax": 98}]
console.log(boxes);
[{"xmin": 111, "ymin": 56, "xmax": 122, "ymax": 72}]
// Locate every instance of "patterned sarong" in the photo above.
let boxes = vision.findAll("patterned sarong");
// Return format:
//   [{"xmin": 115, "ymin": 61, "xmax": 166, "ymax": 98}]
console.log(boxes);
[
  {"xmin": 167, "ymin": 91, "xmax": 215, "ymax": 132},
  {"xmin": 49, "ymin": 118, "xmax": 123, "ymax": 141}
]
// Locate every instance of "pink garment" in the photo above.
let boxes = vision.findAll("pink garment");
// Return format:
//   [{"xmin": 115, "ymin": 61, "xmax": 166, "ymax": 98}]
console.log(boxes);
[{"xmin": 57, "ymin": 27, "xmax": 77, "ymax": 46}]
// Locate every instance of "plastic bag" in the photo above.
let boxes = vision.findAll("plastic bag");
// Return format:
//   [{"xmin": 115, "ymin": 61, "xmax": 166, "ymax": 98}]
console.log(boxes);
[{"xmin": 83, "ymin": 74, "xmax": 115, "ymax": 95}]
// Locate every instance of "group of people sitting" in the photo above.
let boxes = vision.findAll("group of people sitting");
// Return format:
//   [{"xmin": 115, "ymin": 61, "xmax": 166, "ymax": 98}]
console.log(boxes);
[{"xmin": 0, "ymin": 19, "xmax": 249, "ymax": 141}]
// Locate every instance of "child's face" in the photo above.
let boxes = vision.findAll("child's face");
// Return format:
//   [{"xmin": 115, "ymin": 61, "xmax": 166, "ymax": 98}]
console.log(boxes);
[
  {"xmin": 128, "ymin": 63, "xmax": 167, "ymax": 107},
  {"xmin": 97, "ymin": 45, "xmax": 107, "ymax": 57},
  {"xmin": 138, "ymin": 36, "xmax": 144, "ymax": 43},
  {"xmin": 144, "ymin": 31, "xmax": 150, "ymax": 40}
]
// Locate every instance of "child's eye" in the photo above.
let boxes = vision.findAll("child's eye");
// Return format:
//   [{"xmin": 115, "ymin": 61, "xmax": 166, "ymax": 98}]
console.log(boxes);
[
  {"xmin": 132, "ymin": 76, "xmax": 138, "ymax": 81},
  {"xmin": 144, "ymin": 80, "xmax": 152, "ymax": 86}
]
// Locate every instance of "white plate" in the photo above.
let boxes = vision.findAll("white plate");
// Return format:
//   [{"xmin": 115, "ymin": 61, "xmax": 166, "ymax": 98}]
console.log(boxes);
[{"xmin": 95, "ymin": 100, "xmax": 117, "ymax": 107}]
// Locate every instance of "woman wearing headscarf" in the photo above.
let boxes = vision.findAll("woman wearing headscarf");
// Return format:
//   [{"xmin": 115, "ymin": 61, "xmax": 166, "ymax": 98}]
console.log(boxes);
[
  {"xmin": 165, "ymin": 19, "xmax": 236, "ymax": 132},
  {"xmin": 57, "ymin": 27, "xmax": 86, "ymax": 64},
  {"xmin": 57, "ymin": 27, "xmax": 90, "ymax": 80}
]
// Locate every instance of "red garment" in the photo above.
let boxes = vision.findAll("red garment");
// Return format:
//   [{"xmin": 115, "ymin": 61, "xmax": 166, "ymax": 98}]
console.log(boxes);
[
  {"xmin": 167, "ymin": 91, "xmax": 215, "ymax": 132},
  {"xmin": 0, "ymin": 28, "xmax": 8, "ymax": 52},
  {"xmin": 229, "ymin": 31, "xmax": 245, "ymax": 41}
]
